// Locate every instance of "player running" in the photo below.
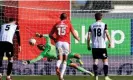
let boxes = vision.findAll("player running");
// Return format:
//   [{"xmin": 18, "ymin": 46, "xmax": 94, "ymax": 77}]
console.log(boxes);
[
  {"xmin": 23, "ymin": 33, "xmax": 94, "ymax": 77},
  {"xmin": 49, "ymin": 13, "xmax": 80, "ymax": 80},
  {"xmin": 87, "ymin": 12, "xmax": 112, "ymax": 80}
]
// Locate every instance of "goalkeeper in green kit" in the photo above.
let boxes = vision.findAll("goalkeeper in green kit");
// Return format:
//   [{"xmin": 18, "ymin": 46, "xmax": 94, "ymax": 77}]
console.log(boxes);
[{"xmin": 23, "ymin": 33, "xmax": 94, "ymax": 76}]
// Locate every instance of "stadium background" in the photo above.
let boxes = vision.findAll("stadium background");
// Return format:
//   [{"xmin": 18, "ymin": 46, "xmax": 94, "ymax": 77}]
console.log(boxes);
[{"xmin": 0, "ymin": 1, "xmax": 133, "ymax": 76}]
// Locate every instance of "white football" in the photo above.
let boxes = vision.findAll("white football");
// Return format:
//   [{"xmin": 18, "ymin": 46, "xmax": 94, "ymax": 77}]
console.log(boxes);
[{"xmin": 29, "ymin": 38, "xmax": 36, "ymax": 45}]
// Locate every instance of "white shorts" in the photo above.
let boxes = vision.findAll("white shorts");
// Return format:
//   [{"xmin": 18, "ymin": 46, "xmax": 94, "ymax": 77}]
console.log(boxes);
[{"xmin": 56, "ymin": 41, "xmax": 69, "ymax": 55}]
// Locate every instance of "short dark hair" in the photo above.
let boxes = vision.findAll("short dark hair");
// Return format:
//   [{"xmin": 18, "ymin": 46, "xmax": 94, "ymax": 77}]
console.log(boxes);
[
  {"xmin": 60, "ymin": 13, "xmax": 67, "ymax": 20},
  {"xmin": 9, "ymin": 18, "xmax": 15, "ymax": 22},
  {"xmin": 95, "ymin": 12, "xmax": 102, "ymax": 20},
  {"xmin": 5, "ymin": 18, "xmax": 16, "ymax": 23}
]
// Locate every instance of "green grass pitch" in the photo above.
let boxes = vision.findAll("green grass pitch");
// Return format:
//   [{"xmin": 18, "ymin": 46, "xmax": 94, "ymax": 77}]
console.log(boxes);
[{"xmin": 2, "ymin": 75, "xmax": 133, "ymax": 80}]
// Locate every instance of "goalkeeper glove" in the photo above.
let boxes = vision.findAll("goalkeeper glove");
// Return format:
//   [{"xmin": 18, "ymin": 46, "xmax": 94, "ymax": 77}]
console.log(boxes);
[{"xmin": 35, "ymin": 33, "xmax": 43, "ymax": 38}]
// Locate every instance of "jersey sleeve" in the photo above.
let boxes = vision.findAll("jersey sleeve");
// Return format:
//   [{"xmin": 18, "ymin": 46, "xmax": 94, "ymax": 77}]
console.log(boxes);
[
  {"xmin": 15, "ymin": 26, "xmax": 21, "ymax": 46},
  {"xmin": 29, "ymin": 54, "xmax": 44, "ymax": 64},
  {"xmin": 29, "ymin": 46, "xmax": 50, "ymax": 64},
  {"xmin": 104, "ymin": 24, "xmax": 108, "ymax": 30},
  {"xmin": 88, "ymin": 26, "xmax": 92, "ymax": 32},
  {"xmin": 43, "ymin": 34, "xmax": 51, "ymax": 44}
]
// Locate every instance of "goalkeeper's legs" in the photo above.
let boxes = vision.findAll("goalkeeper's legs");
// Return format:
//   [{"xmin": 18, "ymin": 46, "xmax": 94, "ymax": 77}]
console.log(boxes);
[{"xmin": 69, "ymin": 63, "xmax": 94, "ymax": 76}]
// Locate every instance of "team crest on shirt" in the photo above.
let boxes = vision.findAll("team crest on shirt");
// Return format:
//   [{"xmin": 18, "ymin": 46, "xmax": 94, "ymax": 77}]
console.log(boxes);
[
  {"xmin": 9, "ymin": 52, "xmax": 12, "ymax": 56},
  {"xmin": 103, "ymin": 53, "xmax": 107, "ymax": 58}
]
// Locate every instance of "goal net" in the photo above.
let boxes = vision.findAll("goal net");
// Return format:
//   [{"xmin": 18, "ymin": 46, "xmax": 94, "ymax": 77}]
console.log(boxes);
[{"xmin": 0, "ymin": 1, "xmax": 133, "ymax": 75}]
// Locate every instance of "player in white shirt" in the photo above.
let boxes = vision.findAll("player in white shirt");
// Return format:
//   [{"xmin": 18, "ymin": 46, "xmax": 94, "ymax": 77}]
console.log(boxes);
[
  {"xmin": 87, "ymin": 13, "xmax": 112, "ymax": 80},
  {"xmin": 0, "ymin": 18, "xmax": 21, "ymax": 80}
]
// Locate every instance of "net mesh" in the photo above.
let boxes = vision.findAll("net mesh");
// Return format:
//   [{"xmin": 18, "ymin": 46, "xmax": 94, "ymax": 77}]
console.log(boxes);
[{"xmin": 0, "ymin": 1, "xmax": 133, "ymax": 75}]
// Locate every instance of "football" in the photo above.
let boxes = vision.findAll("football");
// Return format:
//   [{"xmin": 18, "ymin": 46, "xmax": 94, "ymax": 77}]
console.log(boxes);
[{"xmin": 29, "ymin": 38, "xmax": 36, "ymax": 46}]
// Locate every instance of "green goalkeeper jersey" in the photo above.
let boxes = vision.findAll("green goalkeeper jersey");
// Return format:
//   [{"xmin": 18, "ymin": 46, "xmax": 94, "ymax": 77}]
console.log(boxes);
[
  {"xmin": 29, "ymin": 35, "xmax": 80, "ymax": 65},
  {"xmin": 40, "ymin": 34, "xmax": 57, "ymax": 59},
  {"xmin": 29, "ymin": 35, "xmax": 57, "ymax": 64}
]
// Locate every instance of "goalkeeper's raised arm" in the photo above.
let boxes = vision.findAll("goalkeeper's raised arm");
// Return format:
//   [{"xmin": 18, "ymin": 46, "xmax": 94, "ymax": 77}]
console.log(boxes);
[
  {"xmin": 36, "ymin": 33, "xmax": 51, "ymax": 44},
  {"xmin": 23, "ymin": 33, "xmax": 57, "ymax": 65}
]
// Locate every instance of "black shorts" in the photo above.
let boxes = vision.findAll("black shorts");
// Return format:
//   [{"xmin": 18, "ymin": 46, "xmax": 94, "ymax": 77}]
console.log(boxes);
[
  {"xmin": 92, "ymin": 48, "xmax": 108, "ymax": 59},
  {"xmin": 0, "ymin": 41, "xmax": 14, "ymax": 57}
]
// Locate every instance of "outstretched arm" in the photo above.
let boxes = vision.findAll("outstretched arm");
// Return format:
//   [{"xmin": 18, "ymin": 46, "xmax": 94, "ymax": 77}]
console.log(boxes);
[
  {"xmin": 29, "ymin": 47, "xmax": 51, "ymax": 64},
  {"xmin": 23, "ymin": 54, "xmax": 45, "ymax": 65},
  {"xmin": 36, "ymin": 33, "xmax": 51, "ymax": 44},
  {"xmin": 105, "ymin": 24, "xmax": 111, "ymax": 48},
  {"xmin": 43, "ymin": 34, "xmax": 51, "ymax": 44},
  {"xmin": 15, "ymin": 26, "xmax": 21, "ymax": 52},
  {"xmin": 70, "ymin": 24, "xmax": 80, "ymax": 41},
  {"xmin": 87, "ymin": 26, "xmax": 91, "ymax": 50},
  {"xmin": 29, "ymin": 55, "xmax": 44, "ymax": 64},
  {"xmin": 15, "ymin": 26, "xmax": 21, "ymax": 46},
  {"xmin": 23, "ymin": 48, "xmax": 50, "ymax": 64}
]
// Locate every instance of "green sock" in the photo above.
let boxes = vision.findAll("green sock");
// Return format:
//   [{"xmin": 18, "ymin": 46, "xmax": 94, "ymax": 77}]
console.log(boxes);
[{"xmin": 77, "ymin": 66, "xmax": 92, "ymax": 74}]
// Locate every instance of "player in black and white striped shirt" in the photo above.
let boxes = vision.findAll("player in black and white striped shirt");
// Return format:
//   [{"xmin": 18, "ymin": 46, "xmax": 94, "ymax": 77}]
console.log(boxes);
[
  {"xmin": 87, "ymin": 13, "xmax": 112, "ymax": 80},
  {"xmin": 0, "ymin": 18, "xmax": 21, "ymax": 80}
]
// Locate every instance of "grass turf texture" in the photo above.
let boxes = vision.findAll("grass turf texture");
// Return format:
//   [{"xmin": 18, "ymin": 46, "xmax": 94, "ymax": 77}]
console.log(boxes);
[{"xmin": 2, "ymin": 76, "xmax": 133, "ymax": 80}]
